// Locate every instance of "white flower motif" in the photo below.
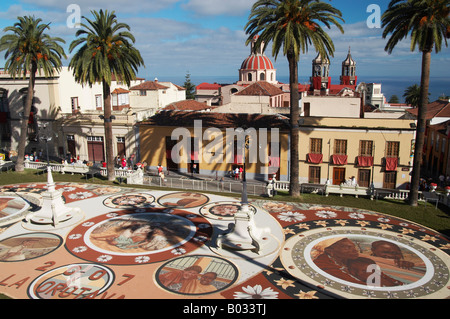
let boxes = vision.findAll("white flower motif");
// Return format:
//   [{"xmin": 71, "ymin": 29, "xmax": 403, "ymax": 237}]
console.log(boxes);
[
  {"xmin": 399, "ymin": 222, "xmax": 409, "ymax": 227},
  {"xmin": 61, "ymin": 187, "xmax": 77, "ymax": 192},
  {"xmin": 377, "ymin": 217, "xmax": 390, "ymax": 223},
  {"xmin": 97, "ymin": 255, "xmax": 112, "ymax": 262},
  {"xmin": 68, "ymin": 192, "xmax": 94, "ymax": 200},
  {"xmin": 68, "ymin": 234, "xmax": 82, "ymax": 240},
  {"xmin": 277, "ymin": 211, "xmax": 306, "ymax": 222},
  {"xmin": 82, "ymin": 222, "xmax": 95, "ymax": 227},
  {"xmin": 73, "ymin": 246, "xmax": 87, "ymax": 253},
  {"xmin": 193, "ymin": 235, "xmax": 208, "ymax": 242},
  {"xmin": 348, "ymin": 213, "xmax": 365, "ymax": 219},
  {"xmin": 172, "ymin": 247, "xmax": 186, "ymax": 255},
  {"xmin": 106, "ymin": 213, "xmax": 119, "ymax": 218},
  {"xmin": 233, "ymin": 285, "xmax": 279, "ymax": 299},
  {"xmin": 135, "ymin": 256, "xmax": 150, "ymax": 263},
  {"xmin": 315, "ymin": 210, "xmax": 337, "ymax": 219}
]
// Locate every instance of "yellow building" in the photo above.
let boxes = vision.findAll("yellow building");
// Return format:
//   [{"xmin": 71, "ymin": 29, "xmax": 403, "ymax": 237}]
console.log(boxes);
[
  {"xmin": 298, "ymin": 117, "xmax": 416, "ymax": 189},
  {"xmin": 138, "ymin": 111, "xmax": 290, "ymax": 180},
  {"xmin": 138, "ymin": 111, "xmax": 416, "ymax": 189}
]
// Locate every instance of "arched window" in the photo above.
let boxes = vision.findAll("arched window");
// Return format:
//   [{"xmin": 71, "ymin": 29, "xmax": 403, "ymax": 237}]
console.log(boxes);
[
  {"xmin": 247, "ymin": 73, "xmax": 252, "ymax": 81},
  {"xmin": 260, "ymin": 73, "xmax": 265, "ymax": 81}
]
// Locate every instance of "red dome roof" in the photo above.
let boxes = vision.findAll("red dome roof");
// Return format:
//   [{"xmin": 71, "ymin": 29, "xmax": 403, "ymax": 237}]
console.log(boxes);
[{"xmin": 241, "ymin": 54, "xmax": 274, "ymax": 70}]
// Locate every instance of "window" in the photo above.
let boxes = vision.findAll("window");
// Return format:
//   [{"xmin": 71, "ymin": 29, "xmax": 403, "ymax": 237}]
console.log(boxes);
[
  {"xmin": 386, "ymin": 141, "xmax": 400, "ymax": 158},
  {"xmin": 358, "ymin": 169, "xmax": 371, "ymax": 187},
  {"xmin": 334, "ymin": 139, "xmax": 347, "ymax": 155},
  {"xmin": 95, "ymin": 95, "xmax": 102, "ymax": 110},
  {"xmin": 309, "ymin": 166, "xmax": 321, "ymax": 184},
  {"xmin": 360, "ymin": 140, "xmax": 373, "ymax": 156},
  {"xmin": 71, "ymin": 97, "xmax": 79, "ymax": 113},
  {"xmin": 310, "ymin": 138, "xmax": 322, "ymax": 154},
  {"xmin": 139, "ymin": 90, "xmax": 147, "ymax": 96},
  {"xmin": 87, "ymin": 136, "xmax": 104, "ymax": 142},
  {"xmin": 0, "ymin": 89, "xmax": 8, "ymax": 112},
  {"xmin": 383, "ymin": 171, "xmax": 397, "ymax": 189}
]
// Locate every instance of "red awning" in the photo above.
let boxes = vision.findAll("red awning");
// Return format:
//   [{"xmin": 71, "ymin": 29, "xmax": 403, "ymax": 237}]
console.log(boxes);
[
  {"xmin": 307, "ymin": 153, "xmax": 323, "ymax": 164},
  {"xmin": 332, "ymin": 154, "xmax": 348, "ymax": 165},
  {"xmin": 385, "ymin": 157, "xmax": 398, "ymax": 171},
  {"xmin": 357, "ymin": 156, "xmax": 374, "ymax": 167}
]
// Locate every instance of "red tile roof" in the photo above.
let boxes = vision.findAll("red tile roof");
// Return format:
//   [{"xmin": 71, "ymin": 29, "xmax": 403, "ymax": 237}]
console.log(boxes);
[
  {"xmin": 130, "ymin": 81, "xmax": 169, "ymax": 91},
  {"xmin": 235, "ymin": 81, "xmax": 284, "ymax": 96},
  {"xmin": 196, "ymin": 82, "xmax": 222, "ymax": 90},
  {"xmin": 111, "ymin": 88, "xmax": 130, "ymax": 94},
  {"xmin": 407, "ymin": 99, "xmax": 450, "ymax": 119},
  {"xmin": 163, "ymin": 100, "xmax": 213, "ymax": 111}
]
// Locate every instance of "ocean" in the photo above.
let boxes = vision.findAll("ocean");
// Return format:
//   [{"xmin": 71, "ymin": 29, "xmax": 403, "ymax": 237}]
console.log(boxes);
[{"xmin": 163, "ymin": 74, "xmax": 449, "ymax": 103}]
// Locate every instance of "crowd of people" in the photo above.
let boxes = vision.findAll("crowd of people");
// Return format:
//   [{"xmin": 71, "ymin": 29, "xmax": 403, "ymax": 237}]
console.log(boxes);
[{"xmin": 418, "ymin": 174, "xmax": 450, "ymax": 191}]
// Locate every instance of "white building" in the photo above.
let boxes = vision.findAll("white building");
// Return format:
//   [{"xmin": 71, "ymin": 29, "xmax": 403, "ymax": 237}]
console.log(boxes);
[{"xmin": 0, "ymin": 67, "xmax": 185, "ymax": 163}]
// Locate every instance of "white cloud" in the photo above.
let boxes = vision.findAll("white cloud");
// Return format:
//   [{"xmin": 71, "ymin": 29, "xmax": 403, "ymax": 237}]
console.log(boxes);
[
  {"xmin": 182, "ymin": 0, "xmax": 254, "ymax": 16},
  {"xmin": 18, "ymin": 0, "xmax": 181, "ymax": 14}
]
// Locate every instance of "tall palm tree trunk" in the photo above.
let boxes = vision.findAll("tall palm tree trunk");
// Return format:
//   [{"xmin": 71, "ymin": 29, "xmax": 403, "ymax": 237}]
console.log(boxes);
[
  {"xmin": 409, "ymin": 49, "xmax": 431, "ymax": 206},
  {"xmin": 288, "ymin": 48, "xmax": 300, "ymax": 197},
  {"xmin": 15, "ymin": 62, "xmax": 37, "ymax": 172},
  {"xmin": 102, "ymin": 80, "xmax": 115, "ymax": 181}
]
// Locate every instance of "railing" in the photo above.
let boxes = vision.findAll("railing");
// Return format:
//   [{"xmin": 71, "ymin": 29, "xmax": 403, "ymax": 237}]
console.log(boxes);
[
  {"xmin": 142, "ymin": 175, "xmax": 267, "ymax": 196},
  {"xmin": 23, "ymin": 160, "xmax": 133, "ymax": 178},
  {"xmin": 272, "ymin": 180, "xmax": 450, "ymax": 207},
  {"xmin": 19, "ymin": 161, "xmax": 450, "ymax": 207}
]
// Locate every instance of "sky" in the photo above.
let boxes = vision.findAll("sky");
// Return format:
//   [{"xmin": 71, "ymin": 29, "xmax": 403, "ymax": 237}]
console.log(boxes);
[{"xmin": 0, "ymin": 0, "xmax": 449, "ymax": 94}]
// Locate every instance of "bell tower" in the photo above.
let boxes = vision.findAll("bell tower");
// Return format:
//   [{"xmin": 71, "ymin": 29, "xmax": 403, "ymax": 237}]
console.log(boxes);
[
  {"xmin": 310, "ymin": 52, "xmax": 330, "ymax": 92},
  {"xmin": 340, "ymin": 47, "xmax": 357, "ymax": 86}
]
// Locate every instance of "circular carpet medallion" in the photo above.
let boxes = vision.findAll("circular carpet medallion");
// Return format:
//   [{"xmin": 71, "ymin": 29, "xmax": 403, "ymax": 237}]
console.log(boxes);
[
  {"xmin": 199, "ymin": 201, "xmax": 256, "ymax": 220},
  {"xmin": 65, "ymin": 208, "xmax": 213, "ymax": 265},
  {"xmin": 103, "ymin": 193, "xmax": 155, "ymax": 209}
]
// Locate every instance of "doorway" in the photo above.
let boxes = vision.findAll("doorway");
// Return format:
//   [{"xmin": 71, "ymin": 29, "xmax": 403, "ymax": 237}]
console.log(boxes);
[{"xmin": 333, "ymin": 167, "xmax": 346, "ymax": 185}]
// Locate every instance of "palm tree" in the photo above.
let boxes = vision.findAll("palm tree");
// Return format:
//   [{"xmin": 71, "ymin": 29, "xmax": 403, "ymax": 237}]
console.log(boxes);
[
  {"xmin": 403, "ymin": 84, "xmax": 428, "ymax": 107},
  {"xmin": 245, "ymin": 0, "xmax": 344, "ymax": 197},
  {"xmin": 382, "ymin": 0, "xmax": 449, "ymax": 206},
  {"xmin": 69, "ymin": 10, "xmax": 144, "ymax": 181},
  {"xmin": 0, "ymin": 16, "xmax": 66, "ymax": 172}
]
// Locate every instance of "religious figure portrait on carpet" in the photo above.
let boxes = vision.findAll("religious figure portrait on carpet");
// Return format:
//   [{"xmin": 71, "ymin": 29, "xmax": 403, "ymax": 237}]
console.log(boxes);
[
  {"xmin": 89, "ymin": 214, "xmax": 193, "ymax": 254},
  {"xmin": 310, "ymin": 236, "xmax": 426, "ymax": 287},
  {"xmin": 156, "ymin": 255, "xmax": 238, "ymax": 295}
]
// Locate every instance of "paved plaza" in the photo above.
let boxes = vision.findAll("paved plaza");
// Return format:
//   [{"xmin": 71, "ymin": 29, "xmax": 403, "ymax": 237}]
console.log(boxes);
[{"xmin": 0, "ymin": 178, "xmax": 449, "ymax": 302}]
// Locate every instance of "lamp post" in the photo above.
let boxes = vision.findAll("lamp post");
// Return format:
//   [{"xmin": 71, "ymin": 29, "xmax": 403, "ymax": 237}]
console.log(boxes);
[
  {"xmin": 216, "ymin": 129, "xmax": 269, "ymax": 254},
  {"xmin": 38, "ymin": 122, "xmax": 52, "ymax": 167}
]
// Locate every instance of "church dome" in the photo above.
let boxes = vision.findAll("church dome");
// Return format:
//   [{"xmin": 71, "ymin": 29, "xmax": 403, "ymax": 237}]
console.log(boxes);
[{"xmin": 241, "ymin": 54, "xmax": 274, "ymax": 70}]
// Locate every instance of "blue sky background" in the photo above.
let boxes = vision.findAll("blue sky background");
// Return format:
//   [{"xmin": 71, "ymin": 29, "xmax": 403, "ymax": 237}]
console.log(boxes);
[{"xmin": 0, "ymin": 0, "xmax": 449, "ymax": 100}]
